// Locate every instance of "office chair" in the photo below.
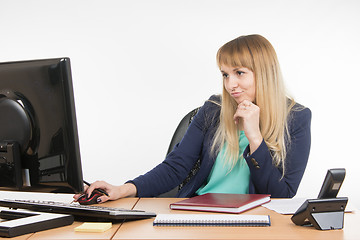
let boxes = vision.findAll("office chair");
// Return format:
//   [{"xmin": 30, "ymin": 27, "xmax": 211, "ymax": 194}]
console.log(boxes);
[{"xmin": 157, "ymin": 107, "xmax": 200, "ymax": 197}]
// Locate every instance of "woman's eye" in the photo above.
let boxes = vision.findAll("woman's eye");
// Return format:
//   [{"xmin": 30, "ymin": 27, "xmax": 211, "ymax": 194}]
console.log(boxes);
[
  {"xmin": 222, "ymin": 73, "xmax": 228, "ymax": 78},
  {"xmin": 236, "ymin": 71, "xmax": 245, "ymax": 76}
]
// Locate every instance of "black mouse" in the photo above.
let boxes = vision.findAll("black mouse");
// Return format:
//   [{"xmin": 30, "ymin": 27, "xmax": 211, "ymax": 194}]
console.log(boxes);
[{"xmin": 77, "ymin": 191, "xmax": 102, "ymax": 205}]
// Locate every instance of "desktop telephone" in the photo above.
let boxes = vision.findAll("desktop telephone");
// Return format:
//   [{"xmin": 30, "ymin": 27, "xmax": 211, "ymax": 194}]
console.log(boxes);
[{"xmin": 291, "ymin": 168, "xmax": 347, "ymax": 230}]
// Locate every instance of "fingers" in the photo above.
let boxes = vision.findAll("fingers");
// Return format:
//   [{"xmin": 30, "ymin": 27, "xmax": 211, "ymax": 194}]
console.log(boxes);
[
  {"xmin": 73, "ymin": 194, "xmax": 81, "ymax": 201},
  {"xmin": 86, "ymin": 180, "xmax": 107, "ymax": 198},
  {"xmin": 72, "ymin": 180, "xmax": 117, "ymax": 204},
  {"xmin": 233, "ymin": 101, "xmax": 262, "ymax": 149},
  {"xmin": 96, "ymin": 195, "xmax": 110, "ymax": 204},
  {"xmin": 238, "ymin": 100, "xmax": 253, "ymax": 110},
  {"xmin": 74, "ymin": 181, "xmax": 131, "ymax": 204},
  {"xmin": 234, "ymin": 100, "xmax": 256, "ymax": 123},
  {"xmin": 73, "ymin": 185, "xmax": 89, "ymax": 201}
]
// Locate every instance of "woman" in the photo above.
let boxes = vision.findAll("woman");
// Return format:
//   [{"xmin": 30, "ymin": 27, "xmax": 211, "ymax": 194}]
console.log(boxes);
[{"xmin": 76, "ymin": 34, "xmax": 311, "ymax": 203}]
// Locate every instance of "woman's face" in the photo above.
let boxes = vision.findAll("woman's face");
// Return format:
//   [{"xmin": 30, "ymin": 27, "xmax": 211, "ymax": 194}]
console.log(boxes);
[{"xmin": 221, "ymin": 65, "xmax": 256, "ymax": 104}]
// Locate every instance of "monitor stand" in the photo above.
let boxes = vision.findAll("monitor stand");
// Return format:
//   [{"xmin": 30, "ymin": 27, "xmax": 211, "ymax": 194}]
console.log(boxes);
[
  {"xmin": 0, "ymin": 141, "xmax": 22, "ymax": 189},
  {"xmin": 0, "ymin": 209, "xmax": 74, "ymax": 237}
]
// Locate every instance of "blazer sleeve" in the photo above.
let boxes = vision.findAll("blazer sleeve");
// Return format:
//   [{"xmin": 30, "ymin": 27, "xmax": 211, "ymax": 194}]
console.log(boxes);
[{"xmin": 244, "ymin": 106, "xmax": 312, "ymax": 198}]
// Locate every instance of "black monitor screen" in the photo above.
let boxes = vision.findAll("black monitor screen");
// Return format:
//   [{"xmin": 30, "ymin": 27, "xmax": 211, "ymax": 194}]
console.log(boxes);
[{"xmin": 0, "ymin": 57, "xmax": 84, "ymax": 193}]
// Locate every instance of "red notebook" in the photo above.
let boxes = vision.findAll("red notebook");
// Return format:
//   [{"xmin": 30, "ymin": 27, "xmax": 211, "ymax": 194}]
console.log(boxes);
[{"xmin": 170, "ymin": 193, "xmax": 271, "ymax": 213}]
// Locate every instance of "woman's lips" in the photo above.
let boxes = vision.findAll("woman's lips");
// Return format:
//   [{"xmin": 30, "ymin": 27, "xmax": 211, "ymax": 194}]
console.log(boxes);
[{"xmin": 231, "ymin": 92, "xmax": 243, "ymax": 97}]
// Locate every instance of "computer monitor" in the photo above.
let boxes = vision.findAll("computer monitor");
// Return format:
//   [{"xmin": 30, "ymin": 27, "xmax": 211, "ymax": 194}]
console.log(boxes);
[{"xmin": 0, "ymin": 57, "xmax": 84, "ymax": 193}]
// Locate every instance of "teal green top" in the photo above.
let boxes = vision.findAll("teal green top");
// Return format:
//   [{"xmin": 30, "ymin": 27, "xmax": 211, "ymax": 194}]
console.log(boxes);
[{"xmin": 196, "ymin": 131, "xmax": 250, "ymax": 195}]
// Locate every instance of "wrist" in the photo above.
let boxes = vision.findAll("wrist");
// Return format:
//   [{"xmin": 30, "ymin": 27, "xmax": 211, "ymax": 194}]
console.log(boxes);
[
  {"xmin": 249, "ymin": 135, "xmax": 263, "ymax": 154},
  {"xmin": 123, "ymin": 183, "xmax": 137, "ymax": 197}
]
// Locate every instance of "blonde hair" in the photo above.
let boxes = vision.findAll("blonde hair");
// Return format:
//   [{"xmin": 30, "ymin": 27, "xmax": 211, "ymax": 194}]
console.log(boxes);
[{"xmin": 212, "ymin": 34, "xmax": 295, "ymax": 174}]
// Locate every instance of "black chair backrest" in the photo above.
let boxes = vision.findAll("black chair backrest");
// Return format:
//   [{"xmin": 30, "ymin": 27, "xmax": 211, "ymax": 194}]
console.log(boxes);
[
  {"xmin": 166, "ymin": 107, "xmax": 200, "ymax": 155},
  {"xmin": 157, "ymin": 107, "xmax": 200, "ymax": 198}
]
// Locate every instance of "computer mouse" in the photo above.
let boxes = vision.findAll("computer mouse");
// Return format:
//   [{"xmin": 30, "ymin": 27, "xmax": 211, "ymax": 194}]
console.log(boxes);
[{"xmin": 77, "ymin": 191, "xmax": 102, "ymax": 205}]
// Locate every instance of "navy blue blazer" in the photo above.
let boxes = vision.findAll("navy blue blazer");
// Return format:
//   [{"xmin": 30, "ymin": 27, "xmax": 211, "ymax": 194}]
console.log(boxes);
[{"xmin": 129, "ymin": 95, "xmax": 311, "ymax": 198}]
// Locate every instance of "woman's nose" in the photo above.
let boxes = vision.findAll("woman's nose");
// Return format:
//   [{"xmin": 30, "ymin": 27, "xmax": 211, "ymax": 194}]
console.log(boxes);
[{"xmin": 228, "ymin": 75, "xmax": 239, "ymax": 88}]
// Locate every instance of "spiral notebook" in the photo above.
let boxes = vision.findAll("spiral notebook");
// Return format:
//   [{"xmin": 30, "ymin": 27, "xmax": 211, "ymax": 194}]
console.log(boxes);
[{"xmin": 153, "ymin": 214, "xmax": 270, "ymax": 227}]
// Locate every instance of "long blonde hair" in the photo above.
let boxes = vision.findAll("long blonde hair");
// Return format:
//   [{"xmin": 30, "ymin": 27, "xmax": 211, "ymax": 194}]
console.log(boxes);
[{"xmin": 211, "ymin": 34, "xmax": 295, "ymax": 174}]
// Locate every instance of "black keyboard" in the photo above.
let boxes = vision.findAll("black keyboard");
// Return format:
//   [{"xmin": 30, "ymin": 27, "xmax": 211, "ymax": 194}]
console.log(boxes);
[{"xmin": 0, "ymin": 199, "xmax": 156, "ymax": 221}]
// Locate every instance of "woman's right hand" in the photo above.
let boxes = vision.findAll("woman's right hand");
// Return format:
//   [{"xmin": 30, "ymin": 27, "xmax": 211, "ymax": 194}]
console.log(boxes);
[{"xmin": 73, "ymin": 181, "xmax": 137, "ymax": 204}]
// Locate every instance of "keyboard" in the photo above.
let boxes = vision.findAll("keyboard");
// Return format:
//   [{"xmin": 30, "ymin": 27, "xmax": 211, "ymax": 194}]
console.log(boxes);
[{"xmin": 0, "ymin": 199, "xmax": 156, "ymax": 221}]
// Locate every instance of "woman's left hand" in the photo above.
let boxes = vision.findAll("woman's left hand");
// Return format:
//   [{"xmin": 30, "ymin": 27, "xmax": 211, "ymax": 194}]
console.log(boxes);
[{"xmin": 234, "ymin": 100, "xmax": 263, "ymax": 154}]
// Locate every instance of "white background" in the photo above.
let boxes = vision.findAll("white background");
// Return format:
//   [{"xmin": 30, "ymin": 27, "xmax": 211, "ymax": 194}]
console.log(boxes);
[{"xmin": 1, "ymin": 0, "xmax": 359, "ymax": 208}]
